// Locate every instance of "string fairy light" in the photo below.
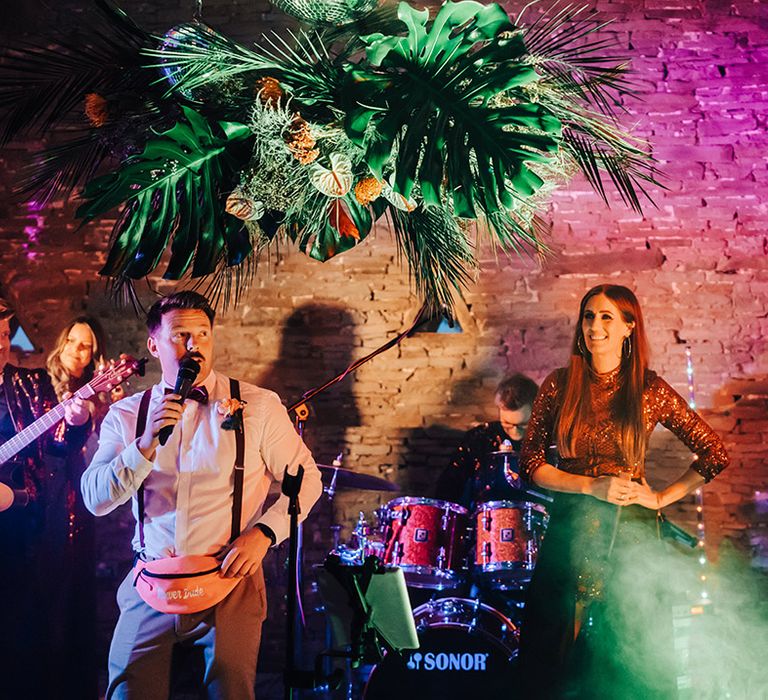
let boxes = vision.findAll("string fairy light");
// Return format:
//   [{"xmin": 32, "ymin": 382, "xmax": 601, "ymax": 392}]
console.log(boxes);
[{"xmin": 685, "ymin": 345, "xmax": 710, "ymax": 604}]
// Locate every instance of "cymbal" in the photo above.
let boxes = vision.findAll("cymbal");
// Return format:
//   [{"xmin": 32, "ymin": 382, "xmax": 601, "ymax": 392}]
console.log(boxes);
[
  {"xmin": 487, "ymin": 449, "xmax": 519, "ymax": 457},
  {"xmin": 317, "ymin": 464, "xmax": 399, "ymax": 492}
]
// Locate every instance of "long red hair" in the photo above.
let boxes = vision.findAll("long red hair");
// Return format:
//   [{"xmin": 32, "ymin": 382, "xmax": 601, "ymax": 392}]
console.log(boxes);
[{"xmin": 555, "ymin": 284, "xmax": 650, "ymax": 469}]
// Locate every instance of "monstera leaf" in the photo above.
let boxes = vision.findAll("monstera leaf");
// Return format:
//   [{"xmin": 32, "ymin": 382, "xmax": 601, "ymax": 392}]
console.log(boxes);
[
  {"xmin": 77, "ymin": 106, "xmax": 253, "ymax": 280},
  {"xmin": 346, "ymin": 1, "xmax": 562, "ymax": 218}
]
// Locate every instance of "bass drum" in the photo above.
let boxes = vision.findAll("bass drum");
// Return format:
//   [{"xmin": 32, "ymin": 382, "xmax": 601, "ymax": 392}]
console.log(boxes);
[{"xmin": 362, "ymin": 598, "xmax": 518, "ymax": 699}]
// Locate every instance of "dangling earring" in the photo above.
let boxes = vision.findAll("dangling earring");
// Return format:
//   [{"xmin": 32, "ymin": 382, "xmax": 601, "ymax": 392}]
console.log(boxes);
[
  {"xmin": 577, "ymin": 334, "xmax": 588, "ymax": 356},
  {"xmin": 622, "ymin": 335, "xmax": 632, "ymax": 359}
]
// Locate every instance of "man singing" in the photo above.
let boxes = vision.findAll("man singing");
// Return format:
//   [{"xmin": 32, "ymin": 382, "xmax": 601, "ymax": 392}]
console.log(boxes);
[{"xmin": 82, "ymin": 291, "xmax": 323, "ymax": 699}]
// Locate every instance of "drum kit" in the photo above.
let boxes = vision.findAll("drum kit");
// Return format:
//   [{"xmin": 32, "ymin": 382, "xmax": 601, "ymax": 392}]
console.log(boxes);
[{"xmin": 314, "ymin": 448, "xmax": 551, "ymax": 697}]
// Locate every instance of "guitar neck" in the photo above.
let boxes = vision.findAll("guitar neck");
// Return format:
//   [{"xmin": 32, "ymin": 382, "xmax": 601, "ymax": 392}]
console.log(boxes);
[{"xmin": 0, "ymin": 383, "xmax": 94, "ymax": 467}]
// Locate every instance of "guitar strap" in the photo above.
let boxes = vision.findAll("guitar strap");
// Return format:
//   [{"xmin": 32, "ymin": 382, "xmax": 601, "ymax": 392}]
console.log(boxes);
[{"xmin": 134, "ymin": 380, "xmax": 245, "ymax": 551}]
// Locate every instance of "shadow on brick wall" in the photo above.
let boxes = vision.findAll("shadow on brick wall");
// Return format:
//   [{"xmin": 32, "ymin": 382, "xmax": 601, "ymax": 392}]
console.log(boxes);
[
  {"xmin": 256, "ymin": 303, "xmax": 361, "ymax": 456},
  {"xmin": 253, "ymin": 304, "xmax": 362, "ymax": 676}
]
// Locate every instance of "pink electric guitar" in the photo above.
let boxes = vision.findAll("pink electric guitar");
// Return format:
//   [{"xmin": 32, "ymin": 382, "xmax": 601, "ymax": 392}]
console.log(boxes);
[{"xmin": 0, "ymin": 355, "xmax": 146, "ymax": 468}]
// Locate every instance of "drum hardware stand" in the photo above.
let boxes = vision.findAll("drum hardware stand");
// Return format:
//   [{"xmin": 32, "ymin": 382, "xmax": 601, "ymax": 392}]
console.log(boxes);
[
  {"xmin": 392, "ymin": 541, "xmax": 403, "ymax": 565},
  {"xmin": 469, "ymin": 598, "xmax": 481, "ymax": 631},
  {"xmin": 525, "ymin": 539, "xmax": 536, "ymax": 569},
  {"xmin": 483, "ymin": 542, "xmax": 492, "ymax": 565},
  {"xmin": 434, "ymin": 547, "xmax": 443, "ymax": 572},
  {"xmin": 323, "ymin": 453, "xmax": 344, "ymax": 501}
]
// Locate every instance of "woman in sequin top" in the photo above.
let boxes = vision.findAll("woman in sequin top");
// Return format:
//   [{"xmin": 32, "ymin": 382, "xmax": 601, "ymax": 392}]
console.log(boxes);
[
  {"xmin": 517, "ymin": 284, "xmax": 728, "ymax": 699},
  {"xmin": 46, "ymin": 316, "xmax": 111, "ymax": 700}
]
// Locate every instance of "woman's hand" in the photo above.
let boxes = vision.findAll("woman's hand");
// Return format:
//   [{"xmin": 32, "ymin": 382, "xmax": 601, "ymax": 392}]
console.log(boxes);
[
  {"xmin": 634, "ymin": 479, "xmax": 663, "ymax": 510},
  {"xmin": 634, "ymin": 470, "xmax": 707, "ymax": 510},
  {"xmin": 588, "ymin": 475, "xmax": 639, "ymax": 506},
  {"xmin": 62, "ymin": 391, "xmax": 91, "ymax": 426}
]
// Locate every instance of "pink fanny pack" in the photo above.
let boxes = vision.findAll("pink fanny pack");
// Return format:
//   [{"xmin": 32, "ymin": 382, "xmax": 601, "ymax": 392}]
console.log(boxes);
[{"xmin": 132, "ymin": 555, "xmax": 241, "ymax": 614}]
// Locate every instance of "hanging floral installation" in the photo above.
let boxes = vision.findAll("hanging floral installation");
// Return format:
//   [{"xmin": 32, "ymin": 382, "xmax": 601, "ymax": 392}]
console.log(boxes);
[{"xmin": 0, "ymin": 0, "xmax": 660, "ymax": 309}]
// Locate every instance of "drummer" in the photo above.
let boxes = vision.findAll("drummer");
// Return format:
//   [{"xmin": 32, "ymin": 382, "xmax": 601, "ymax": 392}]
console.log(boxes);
[{"xmin": 435, "ymin": 373, "xmax": 539, "ymax": 509}]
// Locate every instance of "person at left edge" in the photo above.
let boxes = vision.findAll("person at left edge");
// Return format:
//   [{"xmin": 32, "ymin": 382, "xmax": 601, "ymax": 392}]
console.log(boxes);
[
  {"xmin": 81, "ymin": 291, "xmax": 323, "ymax": 700},
  {"xmin": 0, "ymin": 296, "xmax": 91, "ymax": 700}
]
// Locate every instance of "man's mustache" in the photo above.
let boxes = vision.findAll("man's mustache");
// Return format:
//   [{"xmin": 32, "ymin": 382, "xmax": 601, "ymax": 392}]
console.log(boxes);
[{"xmin": 183, "ymin": 352, "xmax": 205, "ymax": 362}]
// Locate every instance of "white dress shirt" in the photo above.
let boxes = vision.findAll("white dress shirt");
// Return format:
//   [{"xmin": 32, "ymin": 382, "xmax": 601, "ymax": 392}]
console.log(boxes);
[{"xmin": 81, "ymin": 370, "xmax": 323, "ymax": 559}]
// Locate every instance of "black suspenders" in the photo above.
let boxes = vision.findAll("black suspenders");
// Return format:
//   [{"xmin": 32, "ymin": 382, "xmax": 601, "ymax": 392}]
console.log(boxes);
[
  {"xmin": 135, "ymin": 389, "xmax": 151, "ymax": 551},
  {"xmin": 229, "ymin": 378, "xmax": 245, "ymax": 540},
  {"xmin": 134, "ymin": 379, "xmax": 245, "ymax": 551}
]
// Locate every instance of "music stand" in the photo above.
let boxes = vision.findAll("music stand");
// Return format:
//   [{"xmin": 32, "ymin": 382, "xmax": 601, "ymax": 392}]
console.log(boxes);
[{"xmin": 316, "ymin": 555, "xmax": 419, "ymax": 666}]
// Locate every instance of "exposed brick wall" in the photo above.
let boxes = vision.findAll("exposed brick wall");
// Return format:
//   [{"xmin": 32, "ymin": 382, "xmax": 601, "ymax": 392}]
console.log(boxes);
[{"xmin": 1, "ymin": 0, "xmax": 767, "ymax": 686}]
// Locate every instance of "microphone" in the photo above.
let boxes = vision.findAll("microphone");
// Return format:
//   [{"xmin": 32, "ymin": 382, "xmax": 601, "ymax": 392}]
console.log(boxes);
[
  {"xmin": 0, "ymin": 483, "xmax": 30, "ymax": 512},
  {"xmin": 158, "ymin": 356, "xmax": 201, "ymax": 446}
]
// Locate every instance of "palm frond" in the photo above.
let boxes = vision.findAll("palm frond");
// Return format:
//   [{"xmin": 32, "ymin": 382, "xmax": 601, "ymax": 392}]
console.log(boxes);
[
  {"xmin": 347, "ymin": 2, "xmax": 562, "ymax": 222},
  {"xmin": 391, "ymin": 206, "xmax": 476, "ymax": 313},
  {"xmin": 15, "ymin": 130, "xmax": 110, "ymax": 205},
  {"xmin": 0, "ymin": 2, "xmax": 152, "ymax": 145},
  {"xmin": 316, "ymin": 2, "xmax": 404, "ymax": 47},
  {"xmin": 104, "ymin": 274, "xmax": 152, "ymax": 315},
  {"xmin": 196, "ymin": 240, "xmax": 258, "ymax": 310},
  {"xmin": 146, "ymin": 25, "xmax": 349, "ymax": 119},
  {"xmin": 518, "ymin": 2, "xmax": 642, "ymax": 119},
  {"xmin": 143, "ymin": 26, "xmax": 269, "ymax": 95},
  {"xmin": 486, "ymin": 210, "xmax": 552, "ymax": 258},
  {"xmin": 563, "ymin": 128, "xmax": 661, "ymax": 212}
]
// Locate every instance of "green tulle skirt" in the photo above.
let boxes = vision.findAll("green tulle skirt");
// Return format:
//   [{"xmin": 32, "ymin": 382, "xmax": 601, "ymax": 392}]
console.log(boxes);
[{"xmin": 517, "ymin": 493, "xmax": 688, "ymax": 699}]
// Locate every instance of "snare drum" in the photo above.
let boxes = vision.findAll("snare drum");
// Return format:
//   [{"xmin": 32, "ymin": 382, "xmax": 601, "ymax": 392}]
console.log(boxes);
[
  {"xmin": 474, "ymin": 500, "xmax": 549, "ymax": 590},
  {"xmin": 363, "ymin": 597, "xmax": 518, "ymax": 698},
  {"xmin": 382, "ymin": 497, "xmax": 469, "ymax": 590}
]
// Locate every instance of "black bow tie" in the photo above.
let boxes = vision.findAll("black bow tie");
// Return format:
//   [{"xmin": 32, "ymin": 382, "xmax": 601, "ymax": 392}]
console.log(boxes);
[{"xmin": 165, "ymin": 386, "xmax": 209, "ymax": 404}]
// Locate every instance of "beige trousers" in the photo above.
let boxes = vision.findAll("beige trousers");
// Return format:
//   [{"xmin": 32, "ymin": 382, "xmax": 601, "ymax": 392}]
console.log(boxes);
[{"xmin": 106, "ymin": 567, "xmax": 267, "ymax": 700}]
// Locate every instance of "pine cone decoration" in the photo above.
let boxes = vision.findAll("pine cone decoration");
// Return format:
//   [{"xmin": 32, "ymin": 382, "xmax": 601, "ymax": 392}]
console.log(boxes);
[
  {"xmin": 284, "ymin": 116, "xmax": 319, "ymax": 165},
  {"xmin": 354, "ymin": 177, "xmax": 383, "ymax": 206},
  {"xmin": 254, "ymin": 76, "xmax": 283, "ymax": 107},
  {"xmin": 84, "ymin": 93, "xmax": 108, "ymax": 128}
]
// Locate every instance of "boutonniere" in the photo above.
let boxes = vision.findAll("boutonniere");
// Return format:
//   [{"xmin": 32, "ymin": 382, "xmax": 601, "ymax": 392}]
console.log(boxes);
[{"xmin": 217, "ymin": 398, "xmax": 248, "ymax": 431}]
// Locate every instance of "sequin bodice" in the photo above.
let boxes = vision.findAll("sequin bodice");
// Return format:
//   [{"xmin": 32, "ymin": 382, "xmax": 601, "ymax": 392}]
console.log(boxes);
[{"xmin": 520, "ymin": 367, "xmax": 728, "ymax": 482}]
